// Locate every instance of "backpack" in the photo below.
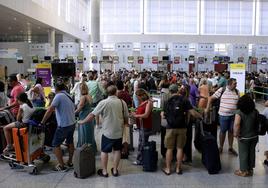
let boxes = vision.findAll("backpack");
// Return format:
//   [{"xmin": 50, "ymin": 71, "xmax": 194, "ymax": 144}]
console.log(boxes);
[
  {"xmin": 212, "ymin": 87, "xmax": 239, "ymax": 109},
  {"xmin": 165, "ymin": 95, "xmax": 187, "ymax": 128},
  {"xmin": 256, "ymin": 112, "xmax": 268, "ymax": 136}
]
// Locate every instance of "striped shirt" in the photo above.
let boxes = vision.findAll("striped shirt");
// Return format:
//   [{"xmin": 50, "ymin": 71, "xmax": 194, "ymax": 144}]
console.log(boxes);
[{"xmin": 213, "ymin": 87, "xmax": 239, "ymax": 116}]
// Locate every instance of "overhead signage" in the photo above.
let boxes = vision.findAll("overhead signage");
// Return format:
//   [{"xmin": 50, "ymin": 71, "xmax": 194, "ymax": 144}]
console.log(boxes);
[
  {"xmin": 36, "ymin": 63, "xmax": 51, "ymax": 87},
  {"xmin": 251, "ymin": 57, "xmax": 258, "ymax": 64},
  {"xmin": 174, "ymin": 56, "xmax": 180, "ymax": 64},
  {"xmin": 91, "ymin": 56, "xmax": 98, "ymax": 64},
  {"xmin": 198, "ymin": 57, "xmax": 205, "ymax": 64},
  {"xmin": 113, "ymin": 56, "xmax": 119, "ymax": 64},
  {"xmin": 188, "ymin": 55, "xmax": 195, "ymax": 64},
  {"xmin": 0, "ymin": 48, "xmax": 18, "ymax": 58},
  {"xmin": 152, "ymin": 56, "xmax": 158, "ymax": 64},
  {"xmin": 237, "ymin": 57, "xmax": 244, "ymax": 63},
  {"xmin": 138, "ymin": 56, "xmax": 144, "ymax": 64},
  {"xmin": 77, "ymin": 56, "xmax": 83, "ymax": 64},
  {"xmin": 128, "ymin": 56, "xmax": 134, "ymax": 64},
  {"xmin": 261, "ymin": 57, "xmax": 268, "ymax": 64}
]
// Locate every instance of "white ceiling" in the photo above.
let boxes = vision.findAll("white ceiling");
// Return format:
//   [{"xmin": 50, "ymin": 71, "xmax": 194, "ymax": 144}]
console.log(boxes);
[{"xmin": 0, "ymin": 5, "xmax": 62, "ymax": 38}]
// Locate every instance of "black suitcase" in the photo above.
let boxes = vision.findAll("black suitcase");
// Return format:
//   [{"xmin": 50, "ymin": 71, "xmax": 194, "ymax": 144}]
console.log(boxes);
[
  {"xmin": 198, "ymin": 121, "xmax": 221, "ymax": 174},
  {"xmin": 0, "ymin": 126, "xmax": 6, "ymax": 154},
  {"xmin": 73, "ymin": 144, "xmax": 96, "ymax": 178},
  {"xmin": 0, "ymin": 110, "xmax": 15, "ymax": 126},
  {"xmin": 142, "ymin": 141, "xmax": 158, "ymax": 172}
]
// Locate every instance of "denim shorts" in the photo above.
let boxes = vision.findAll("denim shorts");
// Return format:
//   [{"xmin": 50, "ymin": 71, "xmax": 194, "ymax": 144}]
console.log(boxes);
[
  {"xmin": 101, "ymin": 135, "xmax": 122, "ymax": 153},
  {"xmin": 219, "ymin": 115, "xmax": 235, "ymax": 133},
  {"xmin": 52, "ymin": 124, "xmax": 75, "ymax": 147}
]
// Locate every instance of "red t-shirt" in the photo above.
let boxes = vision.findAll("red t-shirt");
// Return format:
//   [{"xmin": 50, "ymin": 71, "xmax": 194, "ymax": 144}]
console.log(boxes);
[
  {"xmin": 10, "ymin": 83, "xmax": 25, "ymax": 116},
  {"xmin": 136, "ymin": 101, "xmax": 152, "ymax": 129},
  {"xmin": 117, "ymin": 90, "xmax": 132, "ymax": 107}
]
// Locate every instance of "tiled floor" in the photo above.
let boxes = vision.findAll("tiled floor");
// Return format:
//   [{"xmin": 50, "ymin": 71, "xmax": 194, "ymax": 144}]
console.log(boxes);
[{"xmin": 0, "ymin": 102, "xmax": 267, "ymax": 188}]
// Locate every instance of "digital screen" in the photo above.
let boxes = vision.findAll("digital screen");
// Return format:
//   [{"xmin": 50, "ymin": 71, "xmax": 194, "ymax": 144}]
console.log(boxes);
[
  {"xmin": 44, "ymin": 56, "xmax": 51, "ymax": 61},
  {"xmin": 51, "ymin": 63, "xmax": 76, "ymax": 77},
  {"xmin": 162, "ymin": 56, "xmax": 169, "ymax": 61},
  {"xmin": 103, "ymin": 56, "xmax": 110, "ymax": 61},
  {"xmin": 17, "ymin": 59, "xmax": 23, "ymax": 64}
]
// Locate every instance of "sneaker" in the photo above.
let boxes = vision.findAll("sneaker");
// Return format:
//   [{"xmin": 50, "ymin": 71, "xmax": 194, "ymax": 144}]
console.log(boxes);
[
  {"xmin": 65, "ymin": 162, "xmax": 73, "ymax": 168},
  {"xmin": 132, "ymin": 161, "xmax": 142, "ymax": 166},
  {"xmin": 228, "ymin": 148, "xmax": 238, "ymax": 156},
  {"xmin": 52, "ymin": 164, "xmax": 68, "ymax": 172}
]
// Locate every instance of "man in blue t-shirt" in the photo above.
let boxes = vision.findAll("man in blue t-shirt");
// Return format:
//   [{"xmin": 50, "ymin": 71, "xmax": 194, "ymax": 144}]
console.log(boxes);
[{"xmin": 41, "ymin": 83, "xmax": 76, "ymax": 172}]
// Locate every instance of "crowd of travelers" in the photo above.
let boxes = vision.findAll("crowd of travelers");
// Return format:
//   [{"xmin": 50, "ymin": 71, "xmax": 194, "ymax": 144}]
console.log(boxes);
[{"xmin": 0, "ymin": 69, "xmax": 268, "ymax": 177}]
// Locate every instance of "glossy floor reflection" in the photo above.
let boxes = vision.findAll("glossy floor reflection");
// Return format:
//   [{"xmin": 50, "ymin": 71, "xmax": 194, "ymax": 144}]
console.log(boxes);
[{"xmin": 0, "ymin": 102, "xmax": 267, "ymax": 188}]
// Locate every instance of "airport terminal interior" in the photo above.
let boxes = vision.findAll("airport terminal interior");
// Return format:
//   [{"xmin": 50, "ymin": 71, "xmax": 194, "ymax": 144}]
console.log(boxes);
[{"xmin": 0, "ymin": 0, "xmax": 268, "ymax": 188}]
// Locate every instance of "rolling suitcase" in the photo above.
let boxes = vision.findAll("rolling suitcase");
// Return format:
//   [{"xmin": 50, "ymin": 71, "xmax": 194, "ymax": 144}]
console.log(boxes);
[
  {"xmin": 0, "ymin": 126, "xmax": 6, "ymax": 154},
  {"xmin": 152, "ymin": 108, "xmax": 161, "ymax": 134},
  {"xmin": 198, "ymin": 120, "xmax": 221, "ymax": 174},
  {"xmin": 142, "ymin": 141, "xmax": 158, "ymax": 172},
  {"xmin": 0, "ymin": 110, "xmax": 15, "ymax": 126},
  {"xmin": 73, "ymin": 144, "xmax": 95, "ymax": 178}
]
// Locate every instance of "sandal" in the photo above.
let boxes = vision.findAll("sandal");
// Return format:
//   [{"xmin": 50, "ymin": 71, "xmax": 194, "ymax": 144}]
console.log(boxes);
[
  {"xmin": 176, "ymin": 169, "xmax": 183, "ymax": 175},
  {"xmin": 234, "ymin": 170, "xmax": 248, "ymax": 177},
  {"xmin": 161, "ymin": 168, "xmax": 171, "ymax": 176},
  {"xmin": 3, "ymin": 146, "xmax": 14, "ymax": 154},
  {"xmin": 97, "ymin": 169, "xmax": 108, "ymax": 177},
  {"xmin": 111, "ymin": 168, "xmax": 119, "ymax": 177}
]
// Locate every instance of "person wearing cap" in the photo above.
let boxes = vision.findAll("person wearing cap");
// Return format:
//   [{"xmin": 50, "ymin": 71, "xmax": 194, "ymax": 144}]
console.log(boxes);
[
  {"xmin": 162, "ymin": 84, "xmax": 202, "ymax": 175},
  {"xmin": 0, "ymin": 74, "xmax": 25, "ymax": 117}
]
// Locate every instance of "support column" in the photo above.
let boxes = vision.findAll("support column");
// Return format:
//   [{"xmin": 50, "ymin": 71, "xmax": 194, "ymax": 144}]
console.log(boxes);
[
  {"xmin": 91, "ymin": 0, "xmax": 100, "ymax": 42},
  {"xmin": 48, "ymin": 29, "xmax": 56, "ymax": 56}
]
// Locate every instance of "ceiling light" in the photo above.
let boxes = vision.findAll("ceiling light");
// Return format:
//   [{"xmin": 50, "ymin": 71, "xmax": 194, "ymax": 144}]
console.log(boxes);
[
  {"xmin": 14, "ymin": 17, "xmax": 17, "ymax": 21},
  {"xmin": 27, "ymin": 22, "xmax": 30, "ymax": 25},
  {"xmin": 20, "ymin": 30, "xmax": 23, "ymax": 33},
  {"xmin": 8, "ymin": 27, "xmax": 12, "ymax": 30}
]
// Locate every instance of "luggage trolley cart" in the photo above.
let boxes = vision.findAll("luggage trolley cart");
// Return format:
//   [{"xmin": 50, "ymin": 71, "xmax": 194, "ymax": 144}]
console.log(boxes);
[{"xmin": 1, "ymin": 121, "xmax": 50, "ymax": 175}]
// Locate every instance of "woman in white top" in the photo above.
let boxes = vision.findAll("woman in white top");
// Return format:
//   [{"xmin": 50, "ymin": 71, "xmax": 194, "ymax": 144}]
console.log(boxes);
[{"xmin": 3, "ymin": 92, "xmax": 35, "ymax": 153}]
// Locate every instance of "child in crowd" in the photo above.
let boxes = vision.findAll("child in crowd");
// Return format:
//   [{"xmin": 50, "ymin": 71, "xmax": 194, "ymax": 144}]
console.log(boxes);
[
  {"xmin": 47, "ymin": 92, "xmax": 56, "ymax": 107},
  {"xmin": 3, "ymin": 92, "xmax": 35, "ymax": 153}
]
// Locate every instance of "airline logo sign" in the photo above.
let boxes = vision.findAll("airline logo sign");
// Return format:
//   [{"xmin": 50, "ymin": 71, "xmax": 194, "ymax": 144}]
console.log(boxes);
[
  {"xmin": 128, "ymin": 56, "xmax": 134, "ymax": 64},
  {"xmin": 113, "ymin": 56, "xmax": 119, "ymax": 64},
  {"xmin": 152, "ymin": 56, "xmax": 158, "ymax": 64},
  {"xmin": 138, "ymin": 56, "xmax": 144, "ymax": 64},
  {"xmin": 91, "ymin": 56, "xmax": 98, "ymax": 64},
  {"xmin": 174, "ymin": 56, "xmax": 180, "ymax": 64}
]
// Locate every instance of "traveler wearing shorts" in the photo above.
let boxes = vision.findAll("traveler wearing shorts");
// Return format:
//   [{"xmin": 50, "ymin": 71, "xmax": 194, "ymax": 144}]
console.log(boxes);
[
  {"xmin": 79, "ymin": 85, "xmax": 129, "ymax": 177},
  {"xmin": 41, "ymin": 83, "xmax": 76, "ymax": 172}
]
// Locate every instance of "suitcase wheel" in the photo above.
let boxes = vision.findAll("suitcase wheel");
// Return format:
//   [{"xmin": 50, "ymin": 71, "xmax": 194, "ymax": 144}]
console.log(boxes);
[
  {"xmin": 74, "ymin": 172, "xmax": 78, "ymax": 178},
  {"xmin": 40, "ymin": 154, "xmax": 50, "ymax": 163},
  {"xmin": 30, "ymin": 167, "xmax": 38, "ymax": 175}
]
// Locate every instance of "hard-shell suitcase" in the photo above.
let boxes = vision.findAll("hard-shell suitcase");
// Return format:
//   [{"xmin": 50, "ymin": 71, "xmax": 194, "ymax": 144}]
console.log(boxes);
[
  {"xmin": 152, "ymin": 108, "xmax": 161, "ymax": 134},
  {"xmin": 198, "ymin": 120, "xmax": 221, "ymax": 174},
  {"xmin": 73, "ymin": 144, "xmax": 95, "ymax": 178},
  {"xmin": 142, "ymin": 141, "xmax": 158, "ymax": 172},
  {"xmin": 0, "ymin": 126, "xmax": 6, "ymax": 154},
  {"xmin": 0, "ymin": 110, "xmax": 15, "ymax": 126}
]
